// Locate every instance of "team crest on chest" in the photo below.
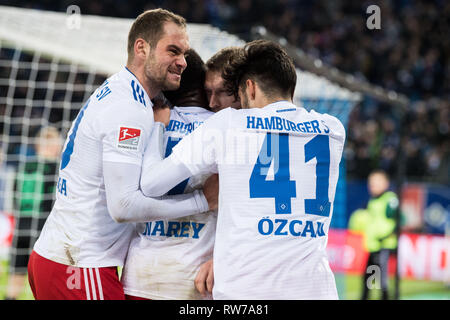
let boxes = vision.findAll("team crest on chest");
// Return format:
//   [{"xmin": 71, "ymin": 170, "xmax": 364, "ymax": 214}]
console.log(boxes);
[{"xmin": 118, "ymin": 126, "xmax": 141, "ymax": 150}]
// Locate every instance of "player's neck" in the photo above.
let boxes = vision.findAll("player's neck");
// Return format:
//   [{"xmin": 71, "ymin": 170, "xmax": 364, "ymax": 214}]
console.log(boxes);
[
  {"xmin": 172, "ymin": 89, "xmax": 208, "ymax": 108},
  {"xmin": 126, "ymin": 64, "xmax": 159, "ymax": 99},
  {"xmin": 253, "ymin": 95, "xmax": 293, "ymax": 109}
]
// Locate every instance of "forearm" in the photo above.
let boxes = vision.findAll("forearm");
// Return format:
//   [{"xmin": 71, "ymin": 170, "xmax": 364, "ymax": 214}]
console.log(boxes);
[
  {"xmin": 112, "ymin": 188, "xmax": 208, "ymax": 223},
  {"xmin": 140, "ymin": 122, "xmax": 193, "ymax": 197},
  {"xmin": 104, "ymin": 161, "xmax": 208, "ymax": 223}
]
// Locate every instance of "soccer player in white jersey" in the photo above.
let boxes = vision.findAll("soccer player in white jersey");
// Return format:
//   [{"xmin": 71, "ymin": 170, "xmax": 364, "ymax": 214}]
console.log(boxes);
[
  {"xmin": 27, "ymin": 9, "xmax": 218, "ymax": 300},
  {"xmin": 121, "ymin": 49, "xmax": 217, "ymax": 300},
  {"xmin": 139, "ymin": 40, "xmax": 346, "ymax": 299}
]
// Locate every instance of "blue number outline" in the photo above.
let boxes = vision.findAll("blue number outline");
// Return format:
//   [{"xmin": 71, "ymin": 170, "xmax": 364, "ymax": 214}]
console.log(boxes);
[
  {"xmin": 165, "ymin": 136, "xmax": 189, "ymax": 195},
  {"xmin": 304, "ymin": 135, "xmax": 331, "ymax": 217},
  {"xmin": 249, "ymin": 133, "xmax": 331, "ymax": 217},
  {"xmin": 60, "ymin": 99, "xmax": 90, "ymax": 170},
  {"xmin": 249, "ymin": 133, "xmax": 296, "ymax": 214}
]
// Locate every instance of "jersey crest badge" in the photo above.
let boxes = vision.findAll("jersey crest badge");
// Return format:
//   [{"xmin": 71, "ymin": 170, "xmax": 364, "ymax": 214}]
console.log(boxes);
[{"xmin": 118, "ymin": 127, "xmax": 141, "ymax": 150}]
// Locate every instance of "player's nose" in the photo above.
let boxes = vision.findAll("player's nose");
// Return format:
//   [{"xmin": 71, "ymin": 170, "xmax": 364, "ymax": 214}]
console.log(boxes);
[
  {"xmin": 209, "ymin": 94, "xmax": 220, "ymax": 111},
  {"xmin": 176, "ymin": 54, "xmax": 187, "ymax": 71}
]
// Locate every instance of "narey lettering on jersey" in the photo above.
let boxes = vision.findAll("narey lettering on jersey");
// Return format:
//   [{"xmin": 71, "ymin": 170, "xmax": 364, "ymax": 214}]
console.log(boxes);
[
  {"xmin": 141, "ymin": 220, "xmax": 205, "ymax": 239},
  {"xmin": 118, "ymin": 127, "xmax": 141, "ymax": 150}
]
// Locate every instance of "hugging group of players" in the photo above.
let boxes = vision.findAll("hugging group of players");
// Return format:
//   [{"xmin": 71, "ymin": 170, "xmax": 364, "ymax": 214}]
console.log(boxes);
[{"xmin": 27, "ymin": 8, "xmax": 345, "ymax": 300}]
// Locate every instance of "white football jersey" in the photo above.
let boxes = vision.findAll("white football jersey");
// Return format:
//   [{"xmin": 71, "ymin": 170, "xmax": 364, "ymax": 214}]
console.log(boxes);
[
  {"xmin": 121, "ymin": 106, "xmax": 217, "ymax": 300},
  {"xmin": 171, "ymin": 101, "xmax": 346, "ymax": 299},
  {"xmin": 34, "ymin": 67, "xmax": 154, "ymax": 267}
]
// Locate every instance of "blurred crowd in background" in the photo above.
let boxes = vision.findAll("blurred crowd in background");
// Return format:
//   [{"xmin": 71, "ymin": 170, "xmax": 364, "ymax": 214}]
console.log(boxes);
[{"xmin": 1, "ymin": 0, "xmax": 449, "ymax": 182}]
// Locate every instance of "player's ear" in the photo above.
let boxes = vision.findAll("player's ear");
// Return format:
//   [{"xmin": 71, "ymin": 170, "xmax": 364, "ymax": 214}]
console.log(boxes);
[
  {"xmin": 246, "ymin": 79, "xmax": 256, "ymax": 101},
  {"xmin": 134, "ymin": 38, "xmax": 150, "ymax": 61}
]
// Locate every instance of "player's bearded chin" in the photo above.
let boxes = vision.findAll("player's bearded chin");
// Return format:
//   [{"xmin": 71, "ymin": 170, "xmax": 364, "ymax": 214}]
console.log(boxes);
[
  {"xmin": 164, "ymin": 66, "xmax": 183, "ymax": 90},
  {"xmin": 144, "ymin": 56, "xmax": 178, "ymax": 92}
]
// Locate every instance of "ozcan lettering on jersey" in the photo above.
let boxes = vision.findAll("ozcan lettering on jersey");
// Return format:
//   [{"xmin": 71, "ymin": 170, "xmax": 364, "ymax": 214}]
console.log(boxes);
[{"xmin": 257, "ymin": 217, "xmax": 326, "ymax": 237}]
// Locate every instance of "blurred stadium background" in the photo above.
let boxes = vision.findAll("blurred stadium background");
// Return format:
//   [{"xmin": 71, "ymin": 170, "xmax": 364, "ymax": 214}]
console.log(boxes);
[{"xmin": 0, "ymin": 0, "xmax": 448, "ymax": 300}]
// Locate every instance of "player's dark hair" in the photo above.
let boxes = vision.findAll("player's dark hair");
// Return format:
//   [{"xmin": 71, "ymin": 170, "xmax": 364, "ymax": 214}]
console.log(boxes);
[
  {"xmin": 206, "ymin": 47, "xmax": 241, "ymax": 73},
  {"xmin": 222, "ymin": 40, "xmax": 297, "ymax": 100},
  {"xmin": 127, "ymin": 8, "xmax": 186, "ymax": 58},
  {"xmin": 163, "ymin": 49, "xmax": 207, "ymax": 106}
]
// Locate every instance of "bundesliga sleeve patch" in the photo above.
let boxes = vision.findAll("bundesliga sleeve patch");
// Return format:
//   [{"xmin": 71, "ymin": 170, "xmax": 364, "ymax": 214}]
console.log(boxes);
[{"xmin": 118, "ymin": 127, "xmax": 141, "ymax": 150}]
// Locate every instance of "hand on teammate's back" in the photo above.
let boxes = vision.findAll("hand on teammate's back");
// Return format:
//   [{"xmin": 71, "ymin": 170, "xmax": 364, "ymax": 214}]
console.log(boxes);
[
  {"xmin": 153, "ymin": 104, "xmax": 171, "ymax": 127},
  {"xmin": 152, "ymin": 92, "xmax": 172, "ymax": 108},
  {"xmin": 203, "ymin": 174, "xmax": 219, "ymax": 210}
]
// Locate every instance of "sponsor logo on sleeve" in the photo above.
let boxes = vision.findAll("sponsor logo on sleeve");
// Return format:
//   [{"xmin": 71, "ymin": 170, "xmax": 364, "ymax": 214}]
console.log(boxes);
[{"xmin": 118, "ymin": 127, "xmax": 141, "ymax": 150}]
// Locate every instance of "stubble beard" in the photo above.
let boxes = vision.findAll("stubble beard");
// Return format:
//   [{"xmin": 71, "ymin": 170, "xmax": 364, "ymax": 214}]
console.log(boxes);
[{"xmin": 144, "ymin": 56, "xmax": 180, "ymax": 93}]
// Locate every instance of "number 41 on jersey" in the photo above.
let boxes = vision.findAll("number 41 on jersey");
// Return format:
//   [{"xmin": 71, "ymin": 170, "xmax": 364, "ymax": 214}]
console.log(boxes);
[{"xmin": 249, "ymin": 133, "xmax": 331, "ymax": 217}]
